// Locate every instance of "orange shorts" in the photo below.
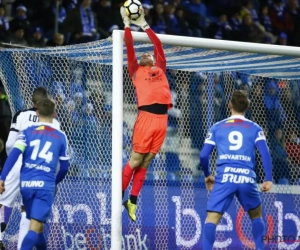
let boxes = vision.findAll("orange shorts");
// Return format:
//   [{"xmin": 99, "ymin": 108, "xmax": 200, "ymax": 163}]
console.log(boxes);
[{"xmin": 132, "ymin": 111, "xmax": 168, "ymax": 154}]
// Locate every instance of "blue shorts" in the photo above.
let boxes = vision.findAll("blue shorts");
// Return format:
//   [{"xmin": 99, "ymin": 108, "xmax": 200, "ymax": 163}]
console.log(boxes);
[
  {"xmin": 207, "ymin": 181, "xmax": 261, "ymax": 213},
  {"xmin": 21, "ymin": 189, "xmax": 54, "ymax": 223}
]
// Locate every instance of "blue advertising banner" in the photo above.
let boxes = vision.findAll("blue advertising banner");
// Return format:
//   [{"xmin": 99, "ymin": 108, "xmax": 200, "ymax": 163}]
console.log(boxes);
[{"xmin": 4, "ymin": 180, "xmax": 300, "ymax": 250}]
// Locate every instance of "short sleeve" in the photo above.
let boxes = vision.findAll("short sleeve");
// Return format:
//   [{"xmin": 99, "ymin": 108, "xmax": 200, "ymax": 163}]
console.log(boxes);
[
  {"xmin": 59, "ymin": 134, "xmax": 70, "ymax": 161},
  {"xmin": 10, "ymin": 111, "xmax": 22, "ymax": 132},
  {"xmin": 204, "ymin": 126, "xmax": 216, "ymax": 145},
  {"xmin": 255, "ymin": 127, "xmax": 266, "ymax": 143}
]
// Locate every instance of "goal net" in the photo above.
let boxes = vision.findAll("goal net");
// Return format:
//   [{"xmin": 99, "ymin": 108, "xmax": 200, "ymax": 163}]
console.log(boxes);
[{"xmin": 0, "ymin": 31, "xmax": 300, "ymax": 250}]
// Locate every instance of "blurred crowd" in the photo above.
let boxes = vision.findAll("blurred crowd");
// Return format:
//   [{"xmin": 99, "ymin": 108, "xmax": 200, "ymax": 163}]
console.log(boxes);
[{"xmin": 0, "ymin": 0, "xmax": 299, "ymax": 47}]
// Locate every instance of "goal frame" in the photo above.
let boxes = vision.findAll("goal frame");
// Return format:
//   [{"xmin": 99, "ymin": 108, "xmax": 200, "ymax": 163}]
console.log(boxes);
[{"xmin": 111, "ymin": 29, "xmax": 300, "ymax": 250}]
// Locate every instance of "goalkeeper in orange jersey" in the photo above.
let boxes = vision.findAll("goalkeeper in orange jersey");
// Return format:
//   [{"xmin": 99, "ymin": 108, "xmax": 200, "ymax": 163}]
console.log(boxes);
[{"xmin": 120, "ymin": 7, "xmax": 173, "ymax": 222}]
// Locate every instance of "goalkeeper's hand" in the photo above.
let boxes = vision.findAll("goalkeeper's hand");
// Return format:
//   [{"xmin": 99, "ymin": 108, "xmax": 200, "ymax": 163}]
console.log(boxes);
[
  {"xmin": 120, "ymin": 7, "xmax": 130, "ymax": 28},
  {"xmin": 130, "ymin": 8, "xmax": 150, "ymax": 31}
]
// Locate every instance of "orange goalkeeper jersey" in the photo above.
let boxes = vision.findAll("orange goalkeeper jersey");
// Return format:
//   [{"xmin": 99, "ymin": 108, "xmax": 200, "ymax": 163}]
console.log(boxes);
[{"xmin": 132, "ymin": 65, "xmax": 172, "ymax": 109}]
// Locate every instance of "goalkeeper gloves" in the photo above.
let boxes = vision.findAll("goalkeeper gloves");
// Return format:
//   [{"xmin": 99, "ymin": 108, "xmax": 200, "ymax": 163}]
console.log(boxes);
[
  {"xmin": 130, "ymin": 9, "xmax": 150, "ymax": 31},
  {"xmin": 120, "ymin": 7, "xmax": 130, "ymax": 28}
]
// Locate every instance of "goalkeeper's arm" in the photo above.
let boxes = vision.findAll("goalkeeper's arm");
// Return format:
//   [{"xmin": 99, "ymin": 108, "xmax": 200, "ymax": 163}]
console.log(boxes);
[
  {"xmin": 145, "ymin": 28, "xmax": 166, "ymax": 73},
  {"xmin": 131, "ymin": 10, "xmax": 166, "ymax": 72},
  {"xmin": 124, "ymin": 28, "xmax": 139, "ymax": 78},
  {"xmin": 120, "ymin": 7, "xmax": 139, "ymax": 78}
]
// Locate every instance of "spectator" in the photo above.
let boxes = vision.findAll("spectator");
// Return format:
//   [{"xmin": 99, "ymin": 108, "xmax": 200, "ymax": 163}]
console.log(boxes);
[
  {"xmin": 63, "ymin": 0, "xmax": 100, "ymax": 44},
  {"xmin": 213, "ymin": 73, "xmax": 226, "ymax": 122},
  {"xmin": 269, "ymin": 0, "xmax": 294, "ymax": 38},
  {"xmin": 9, "ymin": 5, "xmax": 31, "ymax": 38},
  {"xmin": 240, "ymin": 14, "xmax": 266, "ymax": 43},
  {"xmin": 43, "ymin": 0, "xmax": 67, "ymax": 38},
  {"xmin": 27, "ymin": 27, "xmax": 46, "ymax": 47},
  {"xmin": 264, "ymin": 80, "xmax": 287, "ymax": 134},
  {"xmin": 165, "ymin": 3, "xmax": 182, "ymax": 35},
  {"xmin": 229, "ymin": 8, "xmax": 242, "ymax": 41},
  {"xmin": 206, "ymin": 13, "xmax": 232, "ymax": 40},
  {"xmin": 9, "ymin": 25, "xmax": 28, "ymax": 46},
  {"xmin": 143, "ymin": 1, "xmax": 153, "ymax": 27},
  {"xmin": 0, "ymin": 4, "xmax": 9, "ymax": 43},
  {"xmin": 94, "ymin": 0, "xmax": 119, "ymax": 39},
  {"xmin": 46, "ymin": 32, "xmax": 66, "ymax": 46},
  {"xmin": 270, "ymin": 128, "xmax": 291, "ymax": 183},
  {"xmin": 286, "ymin": 0, "xmax": 300, "ymax": 46},
  {"xmin": 286, "ymin": 129, "xmax": 300, "ymax": 183},
  {"xmin": 276, "ymin": 31, "xmax": 288, "ymax": 45},
  {"xmin": 151, "ymin": 2, "xmax": 167, "ymax": 34},
  {"xmin": 240, "ymin": 0, "xmax": 262, "ymax": 30},
  {"xmin": 182, "ymin": 0, "xmax": 205, "ymax": 37},
  {"xmin": 0, "ymin": 86, "xmax": 11, "ymax": 146},
  {"xmin": 168, "ymin": 90, "xmax": 181, "ymax": 129},
  {"xmin": 189, "ymin": 72, "xmax": 206, "ymax": 150},
  {"xmin": 174, "ymin": 5, "xmax": 193, "ymax": 36},
  {"xmin": 259, "ymin": 4, "xmax": 273, "ymax": 33},
  {"xmin": 290, "ymin": 80, "xmax": 300, "ymax": 128}
]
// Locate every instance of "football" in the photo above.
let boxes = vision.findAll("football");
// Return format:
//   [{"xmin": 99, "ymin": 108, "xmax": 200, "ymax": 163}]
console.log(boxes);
[{"xmin": 124, "ymin": 0, "xmax": 142, "ymax": 21}]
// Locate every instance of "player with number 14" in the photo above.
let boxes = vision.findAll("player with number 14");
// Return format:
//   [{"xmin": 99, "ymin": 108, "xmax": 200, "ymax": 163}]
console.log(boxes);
[{"xmin": 0, "ymin": 98, "xmax": 69, "ymax": 250}]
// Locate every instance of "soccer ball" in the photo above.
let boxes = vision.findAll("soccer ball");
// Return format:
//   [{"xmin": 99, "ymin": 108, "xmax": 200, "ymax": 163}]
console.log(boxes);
[{"xmin": 124, "ymin": 0, "xmax": 142, "ymax": 21}]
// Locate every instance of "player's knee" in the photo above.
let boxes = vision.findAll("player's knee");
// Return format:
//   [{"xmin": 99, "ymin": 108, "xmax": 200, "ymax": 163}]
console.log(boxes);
[
  {"xmin": 248, "ymin": 204, "xmax": 262, "ymax": 220},
  {"xmin": 129, "ymin": 153, "xmax": 144, "ymax": 168},
  {"xmin": 205, "ymin": 212, "xmax": 222, "ymax": 224},
  {"xmin": 129, "ymin": 159, "xmax": 142, "ymax": 168},
  {"xmin": 140, "ymin": 160, "xmax": 151, "ymax": 169}
]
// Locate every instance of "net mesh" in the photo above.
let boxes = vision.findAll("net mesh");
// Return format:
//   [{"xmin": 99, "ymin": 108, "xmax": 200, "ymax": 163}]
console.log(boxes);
[{"xmin": 0, "ymin": 37, "xmax": 299, "ymax": 250}]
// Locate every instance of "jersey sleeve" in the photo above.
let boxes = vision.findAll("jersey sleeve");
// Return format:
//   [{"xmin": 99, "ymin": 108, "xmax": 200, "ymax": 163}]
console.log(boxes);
[
  {"xmin": 13, "ymin": 131, "xmax": 27, "ymax": 152},
  {"xmin": 124, "ymin": 27, "xmax": 139, "ymax": 78},
  {"xmin": 254, "ymin": 127, "xmax": 266, "ymax": 144},
  {"xmin": 10, "ymin": 110, "xmax": 22, "ymax": 132},
  {"xmin": 59, "ymin": 134, "xmax": 70, "ymax": 161},
  {"xmin": 145, "ymin": 28, "xmax": 166, "ymax": 73},
  {"xmin": 204, "ymin": 126, "xmax": 216, "ymax": 145}
]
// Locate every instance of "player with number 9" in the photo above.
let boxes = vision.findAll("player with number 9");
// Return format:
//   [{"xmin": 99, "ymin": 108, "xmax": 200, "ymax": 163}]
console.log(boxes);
[
  {"xmin": 0, "ymin": 98, "xmax": 69, "ymax": 249},
  {"xmin": 200, "ymin": 90, "xmax": 273, "ymax": 250}
]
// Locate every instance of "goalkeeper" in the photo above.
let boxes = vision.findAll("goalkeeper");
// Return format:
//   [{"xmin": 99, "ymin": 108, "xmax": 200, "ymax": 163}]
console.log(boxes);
[{"xmin": 120, "ymin": 7, "xmax": 173, "ymax": 222}]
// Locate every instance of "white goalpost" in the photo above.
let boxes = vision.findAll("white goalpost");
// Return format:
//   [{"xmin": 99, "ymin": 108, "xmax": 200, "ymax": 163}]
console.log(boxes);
[{"xmin": 0, "ymin": 30, "xmax": 300, "ymax": 250}]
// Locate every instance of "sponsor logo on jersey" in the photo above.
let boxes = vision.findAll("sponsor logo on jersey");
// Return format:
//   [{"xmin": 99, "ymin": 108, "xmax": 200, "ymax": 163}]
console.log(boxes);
[
  {"xmin": 21, "ymin": 180, "xmax": 45, "ymax": 187},
  {"xmin": 221, "ymin": 174, "xmax": 255, "ymax": 184},
  {"xmin": 224, "ymin": 167, "xmax": 250, "ymax": 175},
  {"xmin": 25, "ymin": 163, "xmax": 51, "ymax": 172}
]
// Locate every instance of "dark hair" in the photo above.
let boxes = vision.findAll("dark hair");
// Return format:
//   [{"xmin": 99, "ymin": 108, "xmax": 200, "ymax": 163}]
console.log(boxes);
[
  {"xmin": 32, "ymin": 87, "xmax": 48, "ymax": 105},
  {"xmin": 230, "ymin": 90, "xmax": 249, "ymax": 113},
  {"xmin": 36, "ymin": 98, "xmax": 55, "ymax": 117}
]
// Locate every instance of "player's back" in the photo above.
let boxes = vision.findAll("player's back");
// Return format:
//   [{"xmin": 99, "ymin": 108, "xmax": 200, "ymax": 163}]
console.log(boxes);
[
  {"xmin": 207, "ymin": 115, "xmax": 265, "ymax": 182},
  {"xmin": 20, "ymin": 123, "xmax": 68, "ymax": 191}
]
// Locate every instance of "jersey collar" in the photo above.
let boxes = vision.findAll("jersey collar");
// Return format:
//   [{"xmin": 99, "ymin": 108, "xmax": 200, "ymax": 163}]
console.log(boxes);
[
  {"xmin": 36, "ymin": 122, "xmax": 57, "ymax": 128},
  {"xmin": 228, "ymin": 115, "xmax": 246, "ymax": 120}
]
